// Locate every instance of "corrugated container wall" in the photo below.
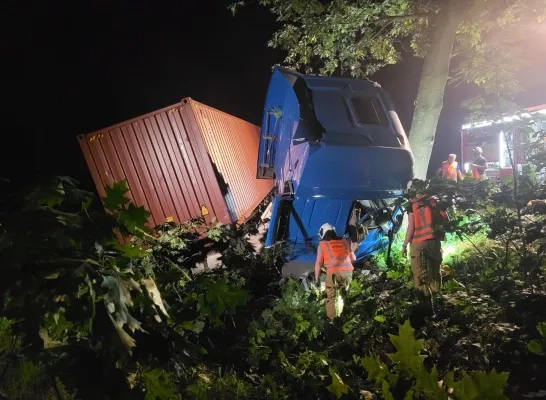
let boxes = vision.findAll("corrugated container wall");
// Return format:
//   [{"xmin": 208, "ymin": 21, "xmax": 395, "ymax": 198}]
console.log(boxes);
[
  {"xmin": 78, "ymin": 98, "xmax": 273, "ymax": 228},
  {"xmin": 190, "ymin": 100, "xmax": 275, "ymax": 223}
]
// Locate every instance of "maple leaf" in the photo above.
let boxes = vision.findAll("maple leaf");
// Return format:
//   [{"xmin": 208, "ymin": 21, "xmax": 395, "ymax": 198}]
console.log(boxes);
[
  {"xmin": 101, "ymin": 274, "xmax": 146, "ymax": 355},
  {"xmin": 326, "ymin": 367, "xmax": 349, "ymax": 399},
  {"xmin": 119, "ymin": 203, "xmax": 151, "ymax": 234},
  {"xmin": 206, "ymin": 279, "xmax": 248, "ymax": 313},
  {"xmin": 198, "ymin": 278, "xmax": 248, "ymax": 325},
  {"xmin": 387, "ymin": 320, "xmax": 426, "ymax": 376},
  {"xmin": 102, "ymin": 180, "xmax": 131, "ymax": 212},
  {"xmin": 449, "ymin": 370, "xmax": 509, "ymax": 400},
  {"xmin": 114, "ymin": 241, "xmax": 145, "ymax": 258},
  {"xmin": 413, "ymin": 365, "xmax": 447, "ymax": 400},
  {"xmin": 361, "ymin": 353, "xmax": 398, "ymax": 389}
]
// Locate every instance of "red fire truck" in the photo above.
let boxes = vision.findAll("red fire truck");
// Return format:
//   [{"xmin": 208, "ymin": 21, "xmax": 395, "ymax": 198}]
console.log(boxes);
[{"xmin": 460, "ymin": 104, "xmax": 546, "ymax": 182}]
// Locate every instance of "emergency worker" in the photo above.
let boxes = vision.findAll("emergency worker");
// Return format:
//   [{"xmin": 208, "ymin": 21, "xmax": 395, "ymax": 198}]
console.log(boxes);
[
  {"xmin": 402, "ymin": 193, "xmax": 447, "ymax": 296},
  {"xmin": 314, "ymin": 223, "xmax": 355, "ymax": 321},
  {"xmin": 437, "ymin": 154, "xmax": 463, "ymax": 182},
  {"xmin": 471, "ymin": 147, "xmax": 488, "ymax": 180}
]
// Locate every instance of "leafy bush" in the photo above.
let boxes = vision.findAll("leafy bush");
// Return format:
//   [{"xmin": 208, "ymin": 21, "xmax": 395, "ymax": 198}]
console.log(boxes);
[{"xmin": 1, "ymin": 170, "xmax": 546, "ymax": 399}]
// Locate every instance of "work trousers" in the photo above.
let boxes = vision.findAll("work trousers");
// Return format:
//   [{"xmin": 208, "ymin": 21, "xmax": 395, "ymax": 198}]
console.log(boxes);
[
  {"xmin": 325, "ymin": 270, "xmax": 353, "ymax": 321},
  {"xmin": 410, "ymin": 239, "xmax": 442, "ymax": 295}
]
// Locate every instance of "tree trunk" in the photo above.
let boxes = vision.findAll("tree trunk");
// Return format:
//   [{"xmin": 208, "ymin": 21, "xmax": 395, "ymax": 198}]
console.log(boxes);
[{"xmin": 408, "ymin": 3, "xmax": 464, "ymax": 180}]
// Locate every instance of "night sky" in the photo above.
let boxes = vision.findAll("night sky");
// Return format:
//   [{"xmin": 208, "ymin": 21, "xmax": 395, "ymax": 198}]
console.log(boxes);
[{"xmin": 3, "ymin": 0, "xmax": 546, "ymax": 193}]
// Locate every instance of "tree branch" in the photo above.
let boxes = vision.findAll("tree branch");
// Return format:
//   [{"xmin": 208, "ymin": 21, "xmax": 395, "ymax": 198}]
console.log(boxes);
[
  {"xmin": 374, "ymin": 12, "xmax": 431, "ymax": 24},
  {"xmin": 331, "ymin": 12, "xmax": 432, "ymax": 26}
]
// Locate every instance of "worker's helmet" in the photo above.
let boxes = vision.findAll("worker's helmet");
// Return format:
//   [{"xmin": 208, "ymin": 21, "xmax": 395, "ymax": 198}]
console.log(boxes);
[
  {"xmin": 473, "ymin": 146, "xmax": 483, "ymax": 153},
  {"xmin": 318, "ymin": 223, "xmax": 336, "ymax": 239}
]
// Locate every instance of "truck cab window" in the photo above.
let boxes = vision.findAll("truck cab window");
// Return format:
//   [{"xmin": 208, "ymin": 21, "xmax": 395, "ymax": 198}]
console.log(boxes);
[{"xmin": 350, "ymin": 97, "xmax": 388, "ymax": 126}]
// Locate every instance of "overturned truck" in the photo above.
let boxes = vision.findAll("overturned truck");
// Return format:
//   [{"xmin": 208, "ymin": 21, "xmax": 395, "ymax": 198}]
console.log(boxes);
[{"xmin": 256, "ymin": 67, "xmax": 414, "ymax": 278}]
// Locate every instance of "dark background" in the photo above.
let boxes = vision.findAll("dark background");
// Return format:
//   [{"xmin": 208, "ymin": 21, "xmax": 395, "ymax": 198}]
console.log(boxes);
[{"xmin": 2, "ymin": 0, "xmax": 545, "ymax": 192}]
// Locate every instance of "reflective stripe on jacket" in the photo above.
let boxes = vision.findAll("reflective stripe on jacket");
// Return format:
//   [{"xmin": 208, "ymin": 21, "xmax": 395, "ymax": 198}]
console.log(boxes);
[
  {"xmin": 411, "ymin": 196, "xmax": 447, "ymax": 243},
  {"xmin": 441, "ymin": 161, "xmax": 458, "ymax": 181},
  {"xmin": 319, "ymin": 239, "xmax": 354, "ymax": 274}
]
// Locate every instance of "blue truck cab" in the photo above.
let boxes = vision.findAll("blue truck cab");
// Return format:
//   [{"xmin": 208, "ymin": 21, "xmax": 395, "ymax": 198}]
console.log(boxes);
[{"xmin": 257, "ymin": 66, "xmax": 414, "ymax": 277}]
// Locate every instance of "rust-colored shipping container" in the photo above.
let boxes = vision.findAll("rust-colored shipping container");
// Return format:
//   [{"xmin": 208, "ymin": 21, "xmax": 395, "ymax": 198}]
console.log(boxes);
[{"xmin": 78, "ymin": 98, "xmax": 273, "ymax": 227}]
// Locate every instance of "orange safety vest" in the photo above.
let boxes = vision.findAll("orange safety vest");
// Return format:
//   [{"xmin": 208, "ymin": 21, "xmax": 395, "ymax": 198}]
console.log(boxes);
[
  {"xmin": 319, "ymin": 239, "xmax": 354, "ymax": 274},
  {"xmin": 441, "ymin": 161, "xmax": 459, "ymax": 181},
  {"xmin": 472, "ymin": 162, "xmax": 487, "ymax": 179},
  {"xmin": 411, "ymin": 196, "xmax": 447, "ymax": 243}
]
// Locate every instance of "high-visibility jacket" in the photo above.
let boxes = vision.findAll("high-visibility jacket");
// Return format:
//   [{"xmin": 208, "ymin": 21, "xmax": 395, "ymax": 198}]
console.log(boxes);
[
  {"xmin": 441, "ymin": 161, "xmax": 459, "ymax": 181},
  {"xmin": 411, "ymin": 196, "xmax": 447, "ymax": 243},
  {"xmin": 319, "ymin": 239, "xmax": 354, "ymax": 274}
]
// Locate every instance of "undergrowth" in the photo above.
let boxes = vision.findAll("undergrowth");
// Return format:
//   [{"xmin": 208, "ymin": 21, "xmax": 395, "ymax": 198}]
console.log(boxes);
[{"xmin": 0, "ymin": 173, "xmax": 544, "ymax": 400}]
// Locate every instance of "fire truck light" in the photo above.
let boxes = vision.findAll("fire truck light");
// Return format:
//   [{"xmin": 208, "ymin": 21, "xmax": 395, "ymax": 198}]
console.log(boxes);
[
  {"xmin": 462, "ymin": 110, "xmax": 544, "ymax": 130},
  {"xmin": 462, "ymin": 121, "xmax": 492, "ymax": 130}
]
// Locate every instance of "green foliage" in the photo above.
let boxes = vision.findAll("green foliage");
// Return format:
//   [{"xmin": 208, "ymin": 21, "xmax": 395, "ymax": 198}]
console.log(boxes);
[
  {"xmin": 386, "ymin": 320, "xmax": 425, "ymax": 375},
  {"xmin": 373, "ymin": 233, "xmax": 412, "ymax": 282},
  {"xmin": 232, "ymin": 0, "xmax": 545, "ymax": 89},
  {"xmin": 527, "ymin": 322, "xmax": 546, "ymax": 356},
  {"xmin": 0, "ymin": 316, "xmax": 74, "ymax": 399},
  {"xmin": 0, "ymin": 177, "xmax": 170, "ymax": 398},
  {"xmin": 327, "ymin": 367, "xmax": 350, "ymax": 399},
  {"xmin": 142, "ymin": 368, "xmax": 180, "ymax": 400},
  {"xmin": 247, "ymin": 279, "xmax": 324, "ymax": 366},
  {"xmin": 2, "ymin": 170, "xmax": 546, "ymax": 399},
  {"xmin": 525, "ymin": 114, "xmax": 546, "ymax": 173},
  {"xmin": 103, "ymin": 180, "xmax": 132, "ymax": 212},
  {"xmin": 232, "ymin": 0, "xmax": 430, "ymax": 77},
  {"xmin": 197, "ymin": 277, "xmax": 248, "ymax": 325},
  {"xmin": 102, "ymin": 179, "xmax": 152, "ymax": 236},
  {"xmin": 185, "ymin": 367, "xmax": 252, "ymax": 399},
  {"xmin": 448, "ymin": 370, "xmax": 510, "ymax": 400},
  {"xmin": 360, "ymin": 320, "xmax": 509, "ymax": 399}
]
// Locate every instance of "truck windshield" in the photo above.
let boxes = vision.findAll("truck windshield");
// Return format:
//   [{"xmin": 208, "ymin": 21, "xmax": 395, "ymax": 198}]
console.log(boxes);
[{"xmin": 350, "ymin": 97, "xmax": 389, "ymax": 126}]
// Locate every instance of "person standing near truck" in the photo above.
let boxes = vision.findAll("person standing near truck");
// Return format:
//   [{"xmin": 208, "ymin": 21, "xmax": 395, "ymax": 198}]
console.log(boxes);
[
  {"xmin": 402, "ymin": 193, "xmax": 447, "ymax": 297},
  {"xmin": 314, "ymin": 223, "xmax": 355, "ymax": 321},
  {"xmin": 437, "ymin": 154, "xmax": 463, "ymax": 182},
  {"xmin": 471, "ymin": 147, "xmax": 488, "ymax": 180}
]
